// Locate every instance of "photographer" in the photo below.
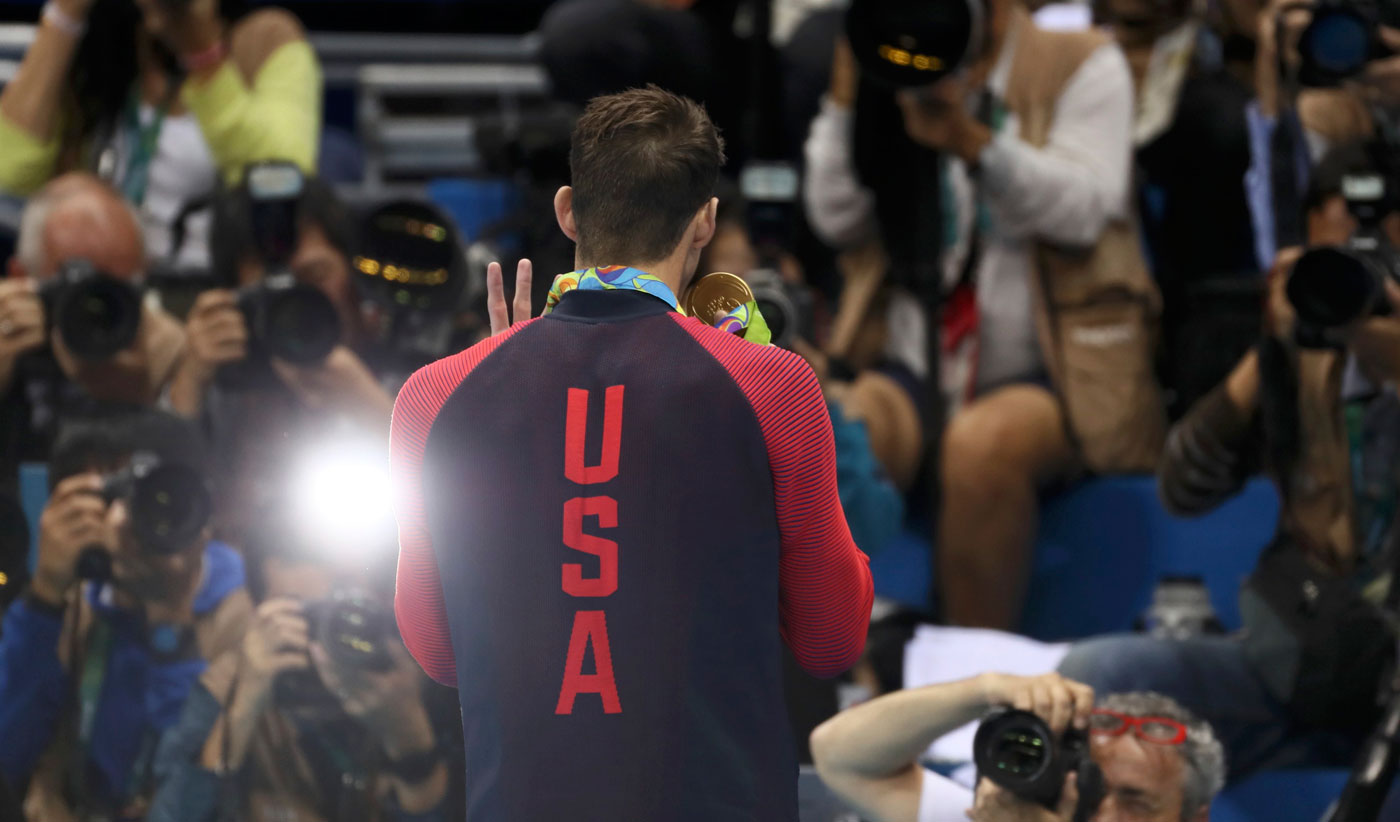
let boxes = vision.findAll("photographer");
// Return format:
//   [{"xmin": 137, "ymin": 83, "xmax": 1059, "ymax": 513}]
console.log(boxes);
[
  {"xmin": 0, "ymin": 0, "xmax": 321, "ymax": 268},
  {"xmin": 0, "ymin": 173, "xmax": 185, "ymax": 488},
  {"xmin": 148, "ymin": 539, "xmax": 450, "ymax": 821},
  {"xmin": 166, "ymin": 170, "xmax": 394, "ymax": 545},
  {"xmin": 810, "ymin": 673, "xmax": 1224, "ymax": 821},
  {"xmin": 0, "ymin": 407, "xmax": 252, "ymax": 820},
  {"xmin": 1060, "ymin": 141, "xmax": 1400, "ymax": 782},
  {"xmin": 166, "ymin": 171, "xmax": 390, "ymax": 425},
  {"xmin": 807, "ymin": 0, "xmax": 1165, "ymax": 629}
]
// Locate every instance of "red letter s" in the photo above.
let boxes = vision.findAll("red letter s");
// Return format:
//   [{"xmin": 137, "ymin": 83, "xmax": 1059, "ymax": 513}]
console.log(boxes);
[{"xmin": 562, "ymin": 496, "xmax": 618, "ymax": 597}]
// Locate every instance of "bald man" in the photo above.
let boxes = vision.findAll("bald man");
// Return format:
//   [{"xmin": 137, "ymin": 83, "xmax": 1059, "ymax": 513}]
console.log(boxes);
[{"xmin": 0, "ymin": 173, "xmax": 185, "ymax": 484}]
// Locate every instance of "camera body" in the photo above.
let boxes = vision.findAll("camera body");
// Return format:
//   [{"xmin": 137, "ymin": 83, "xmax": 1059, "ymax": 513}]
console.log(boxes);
[
  {"xmin": 974, "ymin": 708, "xmax": 1106, "ymax": 820},
  {"xmin": 1297, "ymin": 0, "xmax": 1400, "ymax": 87},
  {"xmin": 216, "ymin": 163, "xmax": 342, "ymax": 387},
  {"xmin": 1287, "ymin": 169, "xmax": 1400, "ymax": 348},
  {"xmin": 76, "ymin": 451, "xmax": 212, "ymax": 581},
  {"xmin": 275, "ymin": 590, "xmax": 395, "ymax": 710},
  {"xmin": 746, "ymin": 268, "xmax": 814, "ymax": 349},
  {"xmin": 39, "ymin": 259, "xmax": 143, "ymax": 361}
]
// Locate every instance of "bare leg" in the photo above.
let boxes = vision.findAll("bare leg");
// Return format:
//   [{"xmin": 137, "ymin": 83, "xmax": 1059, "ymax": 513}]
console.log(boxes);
[{"xmin": 937, "ymin": 384, "xmax": 1077, "ymax": 629}]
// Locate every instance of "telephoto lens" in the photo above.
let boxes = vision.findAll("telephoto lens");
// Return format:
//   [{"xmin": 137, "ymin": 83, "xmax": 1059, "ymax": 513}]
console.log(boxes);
[
  {"xmin": 845, "ymin": 0, "xmax": 986, "ymax": 88},
  {"xmin": 102, "ymin": 452, "xmax": 212, "ymax": 556},
  {"xmin": 237, "ymin": 273, "xmax": 342, "ymax": 367},
  {"xmin": 76, "ymin": 452, "xmax": 212, "ymax": 581},
  {"xmin": 39, "ymin": 259, "xmax": 143, "ymax": 360},
  {"xmin": 973, "ymin": 708, "xmax": 1106, "ymax": 821}
]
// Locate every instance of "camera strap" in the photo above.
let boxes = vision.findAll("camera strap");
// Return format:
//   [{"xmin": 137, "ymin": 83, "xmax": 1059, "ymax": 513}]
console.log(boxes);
[
  {"xmin": 116, "ymin": 80, "xmax": 180, "ymax": 209},
  {"xmin": 66, "ymin": 615, "xmax": 112, "ymax": 811}
]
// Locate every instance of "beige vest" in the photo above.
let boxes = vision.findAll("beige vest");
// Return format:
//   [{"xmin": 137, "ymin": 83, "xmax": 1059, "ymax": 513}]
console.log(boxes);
[{"xmin": 1003, "ymin": 10, "xmax": 1168, "ymax": 472}]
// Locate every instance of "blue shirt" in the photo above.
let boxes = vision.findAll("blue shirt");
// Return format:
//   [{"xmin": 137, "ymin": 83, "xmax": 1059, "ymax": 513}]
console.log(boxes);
[{"xmin": 0, "ymin": 540, "xmax": 245, "ymax": 806}]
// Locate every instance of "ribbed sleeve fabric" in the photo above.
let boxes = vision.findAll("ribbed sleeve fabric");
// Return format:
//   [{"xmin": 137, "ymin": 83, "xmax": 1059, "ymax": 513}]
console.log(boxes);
[
  {"xmin": 390, "ymin": 321, "xmax": 537, "ymax": 686},
  {"xmin": 670, "ymin": 314, "xmax": 873, "ymax": 677}
]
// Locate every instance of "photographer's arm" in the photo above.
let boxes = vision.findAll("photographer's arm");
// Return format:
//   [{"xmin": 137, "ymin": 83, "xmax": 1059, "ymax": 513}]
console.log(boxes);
[
  {"xmin": 182, "ymin": 10, "xmax": 321, "ymax": 182},
  {"xmin": 810, "ymin": 676, "xmax": 989, "ymax": 822},
  {"xmin": 0, "ymin": 0, "xmax": 89, "ymax": 195},
  {"xmin": 976, "ymin": 46, "xmax": 1134, "ymax": 247},
  {"xmin": 811, "ymin": 673, "xmax": 1093, "ymax": 822},
  {"xmin": 803, "ymin": 39, "xmax": 879, "ymax": 249},
  {"xmin": 1157, "ymin": 351, "xmax": 1261, "ymax": 516}
]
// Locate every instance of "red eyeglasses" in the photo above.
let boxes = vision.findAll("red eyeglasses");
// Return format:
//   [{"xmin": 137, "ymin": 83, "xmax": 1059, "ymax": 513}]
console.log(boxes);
[{"xmin": 1089, "ymin": 709, "xmax": 1188, "ymax": 745}]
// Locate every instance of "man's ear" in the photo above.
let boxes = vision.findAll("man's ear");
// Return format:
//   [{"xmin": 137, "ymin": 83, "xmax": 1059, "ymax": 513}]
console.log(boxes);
[
  {"xmin": 554, "ymin": 186, "xmax": 579, "ymax": 243},
  {"xmin": 690, "ymin": 197, "xmax": 719, "ymax": 250}
]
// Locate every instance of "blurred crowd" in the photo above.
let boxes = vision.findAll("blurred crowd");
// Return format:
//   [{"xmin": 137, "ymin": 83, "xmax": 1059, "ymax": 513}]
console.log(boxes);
[{"xmin": 0, "ymin": 0, "xmax": 1397, "ymax": 818}]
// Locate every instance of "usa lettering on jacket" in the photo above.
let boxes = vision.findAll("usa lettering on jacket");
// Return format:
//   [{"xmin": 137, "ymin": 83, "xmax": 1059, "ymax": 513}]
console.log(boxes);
[{"xmin": 556, "ymin": 385, "xmax": 624, "ymax": 715}]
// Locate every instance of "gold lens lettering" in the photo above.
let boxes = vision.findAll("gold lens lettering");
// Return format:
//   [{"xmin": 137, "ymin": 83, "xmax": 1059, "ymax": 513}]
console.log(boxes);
[{"xmin": 878, "ymin": 44, "xmax": 942, "ymax": 72}]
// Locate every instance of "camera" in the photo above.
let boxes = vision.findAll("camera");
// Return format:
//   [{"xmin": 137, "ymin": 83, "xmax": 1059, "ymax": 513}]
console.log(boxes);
[
  {"xmin": 746, "ymin": 268, "xmax": 814, "ymax": 349},
  {"xmin": 305, "ymin": 589, "xmax": 395, "ymax": 672},
  {"xmin": 1296, "ymin": 0, "xmax": 1400, "ymax": 87},
  {"xmin": 973, "ymin": 708, "xmax": 1106, "ymax": 820},
  {"xmin": 275, "ymin": 590, "xmax": 395, "ymax": 711},
  {"xmin": 846, "ymin": 0, "xmax": 987, "ymax": 88},
  {"xmin": 1287, "ymin": 167, "xmax": 1400, "ymax": 348},
  {"xmin": 75, "ymin": 451, "xmax": 213, "ymax": 581},
  {"xmin": 353, "ymin": 200, "xmax": 468, "ymax": 371},
  {"xmin": 219, "ymin": 162, "xmax": 341, "ymax": 386},
  {"xmin": 39, "ymin": 259, "xmax": 143, "ymax": 361}
]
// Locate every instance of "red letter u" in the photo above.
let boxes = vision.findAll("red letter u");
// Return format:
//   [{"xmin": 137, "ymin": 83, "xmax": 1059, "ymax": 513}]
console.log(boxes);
[{"xmin": 564, "ymin": 386, "xmax": 624, "ymax": 485}]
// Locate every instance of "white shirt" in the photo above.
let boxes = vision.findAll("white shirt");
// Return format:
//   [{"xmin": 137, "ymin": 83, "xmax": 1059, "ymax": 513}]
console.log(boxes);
[
  {"xmin": 113, "ymin": 105, "xmax": 220, "ymax": 271},
  {"xmin": 802, "ymin": 20, "xmax": 1135, "ymax": 391},
  {"xmin": 920, "ymin": 769, "xmax": 974, "ymax": 821}
]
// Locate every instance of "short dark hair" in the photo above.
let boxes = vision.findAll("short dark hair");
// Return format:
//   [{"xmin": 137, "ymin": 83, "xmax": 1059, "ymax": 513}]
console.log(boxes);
[
  {"xmin": 210, "ymin": 171, "xmax": 356, "ymax": 287},
  {"xmin": 49, "ymin": 406, "xmax": 210, "ymax": 492},
  {"xmin": 569, "ymin": 86, "xmax": 726, "ymax": 265}
]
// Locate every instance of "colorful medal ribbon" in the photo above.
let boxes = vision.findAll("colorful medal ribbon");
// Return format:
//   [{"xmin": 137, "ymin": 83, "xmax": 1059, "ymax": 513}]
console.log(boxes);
[{"xmin": 544, "ymin": 266, "xmax": 771, "ymax": 345}]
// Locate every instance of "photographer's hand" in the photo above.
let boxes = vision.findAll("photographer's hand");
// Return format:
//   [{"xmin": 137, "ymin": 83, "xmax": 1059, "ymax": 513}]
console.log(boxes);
[
  {"xmin": 979, "ymin": 672, "xmax": 1095, "ymax": 735},
  {"xmin": 830, "ymin": 37, "xmax": 859, "ymax": 109},
  {"xmin": 967, "ymin": 774, "xmax": 1078, "ymax": 822},
  {"xmin": 896, "ymin": 82, "xmax": 992, "ymax": 166},
  {"xmin": 312, "ymin": 639, "xmax": 448, "ymax": 811},
  {"xmin": 486, "ymin": 259, "xmax": 533, "ymax": 336},
  {"xmin": 134, "ymin": 0, "xmax": 225, "ymax": 60},
  {"xmin": 31, "ymin": 473, "xmax": 107, "ymax": 609},
  {"xmin": 201, "ymin": 599, "xmax": 309, "ymax": 772},
  {"xmin": 271, "ymin": 345, "xmax": 393, "ymax": 426},
  {"xmin": 1352, "ymin": 280, "xmax": 1400, "ymax": 386},
  {"xmin": 0, "ymin": 280, "xmax": 45, "ymax": 394},
  {"xmin": 169, "ymin": 290, "xmax": 247, "ymax": 418}
]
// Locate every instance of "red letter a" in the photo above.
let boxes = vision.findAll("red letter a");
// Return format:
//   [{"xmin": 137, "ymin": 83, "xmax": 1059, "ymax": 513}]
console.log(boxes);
[
  {"xmin": 564, "ymin": 386, "xmax": 624, "ymax": 485},
  {"xmin": 555, "ymin": 610, "xmax": 622, "ymax": 715}
]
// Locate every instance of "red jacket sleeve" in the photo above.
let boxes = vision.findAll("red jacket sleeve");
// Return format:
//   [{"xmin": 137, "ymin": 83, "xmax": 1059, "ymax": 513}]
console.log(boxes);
[
  {"xmin": 390, "ymin": 323, "xmax": 534, "ymax": 686},
  {"xmin": 671, "ymin": 315, "xmax": 874, "ymax": 677}
]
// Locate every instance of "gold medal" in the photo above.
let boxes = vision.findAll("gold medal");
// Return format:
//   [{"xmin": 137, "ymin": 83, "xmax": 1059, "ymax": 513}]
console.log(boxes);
[{"xmin": 683, "ymin": 272, "xmax": 753, "ymax": 330}]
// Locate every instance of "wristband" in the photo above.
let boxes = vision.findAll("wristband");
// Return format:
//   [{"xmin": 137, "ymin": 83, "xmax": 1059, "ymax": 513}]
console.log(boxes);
[
  {"xmin": 182, "ymin": 39, "xmax": 228, "ymax": 75},
  {"xmin": 41, "ymin": 2, "xmax": 86, "ymax": 38}
]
